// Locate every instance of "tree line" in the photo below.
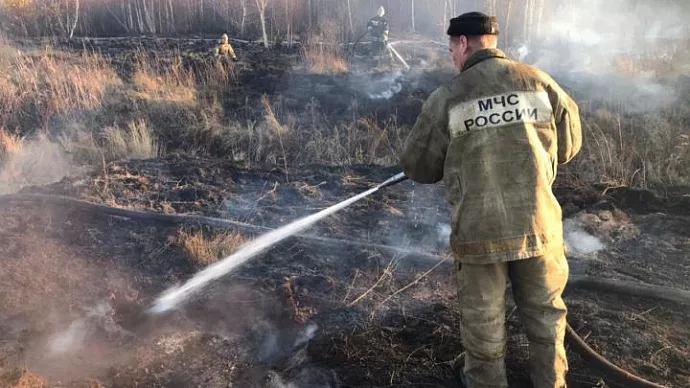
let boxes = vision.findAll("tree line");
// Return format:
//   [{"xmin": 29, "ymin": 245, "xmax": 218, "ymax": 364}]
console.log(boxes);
[{"xmin": 0, "ymin": 0, "xmax": 552, "ymax": 46}]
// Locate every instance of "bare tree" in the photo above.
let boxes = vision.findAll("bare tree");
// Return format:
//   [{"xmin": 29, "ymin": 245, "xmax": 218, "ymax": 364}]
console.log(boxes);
[
  {"xmin": 285, "ymin": 0, "xmax": 292, "ymax": 44},
  {"xmin": 347, "ymin": 0, "xmax": 354, "ymax": 36},
  {"xmin": 255, "ymin": 0, "xmax": 269, "ymax": 47},
  {"xmin": 0, "ymin": 0, "xmax": 553, "ymax": 42},
  {"xmin": 524, "ymin": 0, "xmax": 535, "ymax": 43},
  {"xmin": 47, "ymin": 0, "xmax": 80, "ymax": 39},
  {"xmin": 68, "ymin": 0, "xmax": 79, "ymax": 39},
  {"xmin": 486, "ymin": 0, "xmax": 497, "ymax": 14},
  {"xmin": 167, "ymin": 0, "xmax": 176, "ymax": 33},
  {"xmin": 307, "ymin": 0, "xmax": 312, "ymax": 29},
  {"xmin": 535, "ymin": 0, "xmax": 546, "ymax": 38},
  {"xmin": 241, "ymin": 0, "xmax": 247, "ymax": 35},
  {"xmin": 503, "ymin": 0, "xmax": 513, "ymax": 45},
  {"xmin": 411, "ymin": 0, "xmax": 415, "ymax": 33}
]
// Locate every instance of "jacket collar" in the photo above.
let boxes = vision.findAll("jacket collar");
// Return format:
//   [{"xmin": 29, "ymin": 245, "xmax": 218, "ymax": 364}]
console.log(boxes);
[{"xmin": 462, "ymin": 48, "xmax": 508, "ymax": 71}]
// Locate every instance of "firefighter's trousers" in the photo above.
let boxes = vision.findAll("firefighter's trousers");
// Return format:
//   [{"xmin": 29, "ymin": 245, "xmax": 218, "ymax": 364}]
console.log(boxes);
[{"xmin": 455, "ymin": 247, "xmax": 569, "ymax": 388}]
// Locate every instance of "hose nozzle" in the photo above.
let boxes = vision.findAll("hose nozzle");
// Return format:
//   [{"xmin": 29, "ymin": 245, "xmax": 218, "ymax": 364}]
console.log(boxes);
[{"xmin": 377, "ymin": 172, "xmax": 408, "ymax": 189}]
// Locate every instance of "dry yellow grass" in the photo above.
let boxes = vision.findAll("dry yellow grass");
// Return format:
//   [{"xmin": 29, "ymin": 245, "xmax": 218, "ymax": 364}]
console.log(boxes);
[
  {"xmin": 302, "ymin": 45, "xmax": 349, "ymax": 74},
  {"xmin": 0, "ymin": 50, "xmax": 121, "ymax": 130},
  {"xmin": 132, "ymin": 56, "xmax": 197, "ymax": 104},
  {"xmin": 10, "ymin": 370, "xmax": 47, "ymax": 388},
  {"xmin": 0, "ymin": 129, "xmax": 23, "ymax": 163},
  {"xmin": 301, "ymin": 19, "xmax": 349, "ymax": 74},
  {"xmin": 177, "ymin": 228, "xmax": 247, "ymax": 267},
  {"xmin": 102, "ymin": 119, "xmax": 158, "ymax": 161},
  {"xmin": 0, "ymin": 41, "xmax": 687, "ymax": 188}
]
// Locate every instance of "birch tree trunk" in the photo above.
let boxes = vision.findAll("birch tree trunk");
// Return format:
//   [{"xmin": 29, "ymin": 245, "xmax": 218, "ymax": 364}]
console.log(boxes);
[
  {"xmin": 167, "ymin": 0, "xmax": 175, "ymax": 33},
  {"xmin": 255, "ymin": 0, "xmax": 269, "ymax": 47},
  {"xmin": 241, "ymin": 0, "xmax": 247, "ymax": 35},
  {"xmin": 535, "ymin": 0, "xmax": 545, "ymax": 38},
  {"xmin": 504, "ymin": 0, "xmax": 513, "ymax": 45},
  {"xmin": 443, "ymin": 0, "xmax": 449, "ymax": 36},
  {"xmin": 307, "ymin": 0, "xmax": 312, "ymax": 29},
  {"xmin": 347, "ymin": 0, "xmax": 354, "ymax": 36},
  {"xmin": 68, "ymin": 0, "xmax": 79, "ymax": 39},
  {"xmin": 411, "ymin": 0, "xmax": 416, "ymax": 32}
]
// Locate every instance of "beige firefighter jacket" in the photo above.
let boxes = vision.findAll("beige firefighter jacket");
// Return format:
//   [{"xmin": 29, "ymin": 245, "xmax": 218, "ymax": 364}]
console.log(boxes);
[
  {"xmin": 402, "ymin": 48, "xmax": 582, "ymax": 264},
  {"xmin": 215, "ymin": 43, "xmax": 237, "ymax": 60}
]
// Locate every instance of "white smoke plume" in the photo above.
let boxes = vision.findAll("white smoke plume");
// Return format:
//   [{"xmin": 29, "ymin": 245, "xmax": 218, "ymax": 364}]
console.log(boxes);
[{"xmin": 564, "ymin": 219, "xmax": 606, "ymax": 255}]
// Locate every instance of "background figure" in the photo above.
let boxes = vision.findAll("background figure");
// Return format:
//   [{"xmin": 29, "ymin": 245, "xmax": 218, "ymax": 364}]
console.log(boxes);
[
  {"xmin": 366, "ymin": 6, "xmax": 392, "ymax": 60},
  {"xmin": 215, "ymin": 33, "xmax": 238, "ymax": 61}
]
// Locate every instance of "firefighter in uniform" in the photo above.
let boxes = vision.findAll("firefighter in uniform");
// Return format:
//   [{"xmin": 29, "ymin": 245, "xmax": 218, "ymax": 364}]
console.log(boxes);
[
  {"xmin": 401, "ymin": 12, "xmax": 582, "ymax": 388},
  {"xmin": 366, "ymin": 6, "xmax": 392, "ymax": 60},
  {"xmin": 214, "ymin": 33, "xmax": 238, "ymax": 61}
]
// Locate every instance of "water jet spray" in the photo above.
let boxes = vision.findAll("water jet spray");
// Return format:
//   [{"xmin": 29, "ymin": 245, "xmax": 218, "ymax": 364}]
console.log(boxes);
[
  {"xmin": 148, "ymin": 172, "xmax": 408, "ymax": 315},
  {"xmin": 386, "ymin": 44, "xmax": 411, "ymax": 71}
]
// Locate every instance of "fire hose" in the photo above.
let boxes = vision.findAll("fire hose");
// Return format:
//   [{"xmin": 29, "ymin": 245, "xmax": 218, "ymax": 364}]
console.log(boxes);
[
  {"xmin": 1, "ymin": 173, "xmax": 687, "ymax": 388},
  {"xmin": 346, "ymin": 31, "xmax": 410, "ymax": 70}
]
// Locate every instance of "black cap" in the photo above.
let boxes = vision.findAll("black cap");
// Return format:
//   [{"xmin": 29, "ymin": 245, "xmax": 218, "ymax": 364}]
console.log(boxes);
[{"xmin": 447, "ymin": 12, "xmax": 499, "ymax": 37}]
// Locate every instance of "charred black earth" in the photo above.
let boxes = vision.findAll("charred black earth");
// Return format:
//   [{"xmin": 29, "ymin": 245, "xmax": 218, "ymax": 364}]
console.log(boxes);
[
  {"xmin": 1, "ymin": 37, "xmax": 689, "ymax": 388},
  {"xmin": 0, "ymin": 158, "xmax": 687, "ymax": 388}
]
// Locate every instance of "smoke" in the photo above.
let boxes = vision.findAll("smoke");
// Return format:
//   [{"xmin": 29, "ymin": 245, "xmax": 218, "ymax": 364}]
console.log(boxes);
[
  {"xmin": 0, "ymin": 133, "xmax": 82, "ymax": 194},
  {"xmin": 267, "ymin": 367, "xmax": 339, "ymax": 388},
  {"xmin": 25, "ymin": 301, "xmax": 138, "ymax": 382},
  {"xmin": 540, "ymin": 0, "xmax": 687, "ymax": 50},
  {"xmin": 378, "ymin": 182, "xmax": 450, "ymax": 264},
  {"xmin": 46, "ymin": 302, "xmax": 134, "ymax": 356},
  {"xmin": 48, "ymin": 320, "xmax": 90, "ymax": 355},
  {"xmin": 257, "ymin": 322, "xmax": 318, "ymax": 364},
  {"xmin": 185, "ymin": 284, "xmax": 338, "ymax": 387},
  {"xmin": 563, "ymin": 219, "xmax": 606, "ymax": 255},
  {"xmin": 523, "ymin": 0, "xmax": 689, "ymax": 112},
  {"xmin": 363, "ymin": 71, "xmax": 405, "ymax": 100}
]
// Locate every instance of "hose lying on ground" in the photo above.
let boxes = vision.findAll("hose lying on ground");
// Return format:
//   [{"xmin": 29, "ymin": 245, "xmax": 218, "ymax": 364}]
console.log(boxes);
[
  {"xmin": 565, "ymin": 323, "xmax": 668, "ymax": 388},
  {"xmin": 0, "ymin": 194, "xmax": 444, "ymax": 262},
  {"xmin": 2, "ymin": 193, "xmax": 688, "ymax": 388},
  {"xmin": 565, "ymin": 276, "xmax": 690, "ymax": 388}
]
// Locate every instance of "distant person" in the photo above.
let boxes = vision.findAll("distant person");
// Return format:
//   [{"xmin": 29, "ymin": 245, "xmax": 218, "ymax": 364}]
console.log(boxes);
[
  {"xmin": 366, "ymin": 6, "xmax": 392, "ymax": 60},
  {"xmin": 401, "ymin": 11, "xmax": 582, "ymax": 388},
  {"xmin": 214, "ymin": 33, "xmax": 237, "ymax": 61}
]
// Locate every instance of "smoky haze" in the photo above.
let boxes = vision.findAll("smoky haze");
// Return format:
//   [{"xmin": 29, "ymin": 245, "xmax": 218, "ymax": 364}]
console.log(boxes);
[{"xmin": 532, "ymin": 0, "xmax": 689, "ymax": 72}]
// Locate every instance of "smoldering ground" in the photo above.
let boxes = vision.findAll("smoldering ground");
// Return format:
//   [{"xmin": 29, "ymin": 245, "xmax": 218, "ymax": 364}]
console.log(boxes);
[
  {"xmin": 0, "ymin": 158, "xmax": 453, "ymax": 387},
  {"xmin": 4, "ymin": 156, "xmax": 690, "ymax": 387},
  {"xmin": 1, "ymin": 2, "xmax": 689, "ymax": 386},
  {"xmin": 0, "ymin": 198, "xmax": 347, "ymax": 387}
]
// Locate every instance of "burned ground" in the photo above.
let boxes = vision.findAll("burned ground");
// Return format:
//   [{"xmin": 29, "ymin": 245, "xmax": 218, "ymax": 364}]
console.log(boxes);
[
  {"xmin": 1, "ymin": 37, "xmax": 689, "ymax": 388},
  {"xmin": 0, "ymin": 161, "xmax": 689, "ymax": 388}
]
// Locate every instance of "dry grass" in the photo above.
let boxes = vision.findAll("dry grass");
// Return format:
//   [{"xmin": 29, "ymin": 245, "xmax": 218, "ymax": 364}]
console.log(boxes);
[
  {"xmin": 132, "ymin": 54, "xmax": 197, "ymax": 104},
  {"xmin": 10, "ymin": 370, "xmax": 47, "ymax": 388},
  {"xmin": 2, "ymin": 40, "xmax": 689, "ymax": 189},
  {"xmin": 301, "ymin": 45, "xmax": 349, "ymax": 74},
  {"xmin": 0, "ymin": 129, "xmax": 23, "ymax": 163},
  {"xmin": 102, "ymin": 119, "xmax": 158, "ymax": 161},
  {"xmin": 177, "ymin": 228, "xmax": 247, "ymax": 267},
  {"xmin": 566, "ymin": 105, "xmax": 690, "ymax": 188},
  {"xmin": 302, "ymin": 117, "xmax": 404, "ymax": 166},
  {"xmin": 0, "ymin": 49, "xmax": 121, "ymax": 131},
  {"xmin": 302, "ymin": 19, "xmax": 349, "ymax": 74}
]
